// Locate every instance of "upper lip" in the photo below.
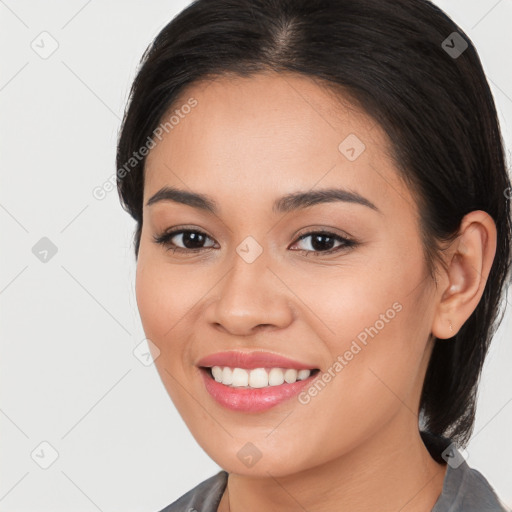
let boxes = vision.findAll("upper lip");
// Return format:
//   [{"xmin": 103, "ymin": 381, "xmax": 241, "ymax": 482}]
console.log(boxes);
[{"xmin": 197, "ymin": 351, "xmax": 317, "ymax": 370}]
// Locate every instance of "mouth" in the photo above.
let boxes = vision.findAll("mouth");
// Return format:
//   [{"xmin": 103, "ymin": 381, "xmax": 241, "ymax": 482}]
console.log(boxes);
[{"xmin": 198, "ymin": 365, "xmax": 321, "ymax": 412}]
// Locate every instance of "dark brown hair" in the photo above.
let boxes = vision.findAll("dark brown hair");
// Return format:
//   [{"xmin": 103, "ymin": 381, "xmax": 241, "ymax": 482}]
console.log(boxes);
[{"xmin": 116, "ymin": 0, "xmax": 512, "ymax": 447}]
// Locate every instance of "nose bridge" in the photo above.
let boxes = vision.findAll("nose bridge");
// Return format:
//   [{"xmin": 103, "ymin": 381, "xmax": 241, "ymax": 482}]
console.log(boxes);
[
  {"xmin": 221, "ymin": 235, "xmax": 271, "ymax": 310},
  {"xmin": 232, "ymin": 234, "xmax": 268, "ymax": 286}
]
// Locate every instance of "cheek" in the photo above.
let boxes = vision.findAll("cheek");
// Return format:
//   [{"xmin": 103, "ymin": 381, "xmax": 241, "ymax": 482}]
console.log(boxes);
[
  {"xmin": 135, "ymin": 259, "xmax": 199, "ymax": 406},
  {"xmin": 289, "ymin": 303, "xmax": 427, "ymax": 471},
  {"xmin": 291, "ymin": 251, "xmax": 429, "ymax": 415},
  {"xmin": 277, "ymin": 254, "xmax": 411, "ymax": 346},
  {"xmin": 135, "ymin": 257, "xmax": 199, "ymax": 338},
  {"xmin": 135, "ymin": 262, "xmax": 166, "ymax": 343},
  {"xmin": 135, "ymin": 258, "xmax": 193, "ymax": 363}
]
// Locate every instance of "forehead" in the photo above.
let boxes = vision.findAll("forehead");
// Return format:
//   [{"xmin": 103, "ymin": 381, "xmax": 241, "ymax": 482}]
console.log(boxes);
[{"xmin": 143, "ymin": 72, "xmax": 415, "ymax": 217}]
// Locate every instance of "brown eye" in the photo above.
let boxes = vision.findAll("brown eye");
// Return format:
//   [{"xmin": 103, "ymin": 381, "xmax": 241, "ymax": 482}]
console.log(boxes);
[
  {"xmin": 153, "ymin": 228, "xmax": 217, "ymax": 253},
  {"xmin": 290, "ymin": 231, "xmax": 357, "ymax": 256}
]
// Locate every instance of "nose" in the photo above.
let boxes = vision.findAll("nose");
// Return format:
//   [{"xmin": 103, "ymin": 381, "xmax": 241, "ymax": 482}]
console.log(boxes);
[{"xmin": 204, "ymin": 248, "xmax": 295, "ymax": 336}]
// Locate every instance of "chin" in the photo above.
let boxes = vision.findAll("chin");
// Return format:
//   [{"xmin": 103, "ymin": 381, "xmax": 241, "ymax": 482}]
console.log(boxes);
[
  {"xmin": 219, "ymin": 457, "xmax": 300, "ymax": 478},
  {"xmin": 199, "ymin": 438, "xmax": 317, "ymax": 478}
]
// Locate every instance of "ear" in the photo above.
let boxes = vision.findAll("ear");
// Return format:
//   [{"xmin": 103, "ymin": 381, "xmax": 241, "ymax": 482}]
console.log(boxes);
[{"xmin": 431, "ymin": 210, "xmax": 497, "ymax": 340}]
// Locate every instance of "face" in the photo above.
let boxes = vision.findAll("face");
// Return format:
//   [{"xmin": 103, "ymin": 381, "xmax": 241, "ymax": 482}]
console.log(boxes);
[{"xmin": 136, "ymin": 72, "xmax": 440, "ymax": 477}]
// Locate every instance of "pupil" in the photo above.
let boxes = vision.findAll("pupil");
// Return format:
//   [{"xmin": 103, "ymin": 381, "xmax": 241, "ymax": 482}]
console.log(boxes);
[
  {"xmin": 311, "ymin": 234, "xmax": 334, "ymax": 251},
  {"xmin": 183, "ymin": 232, "xmax": 205, "ymax": 249}
]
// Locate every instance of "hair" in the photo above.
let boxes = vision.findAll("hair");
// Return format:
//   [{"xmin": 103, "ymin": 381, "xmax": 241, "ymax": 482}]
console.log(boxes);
[{"xmin": 116, "ymin": 0, "xmax": 512, "ymax": 447}]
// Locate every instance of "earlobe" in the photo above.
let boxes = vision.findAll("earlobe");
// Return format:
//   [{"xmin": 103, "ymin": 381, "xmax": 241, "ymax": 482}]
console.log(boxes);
[{"xmin": 431, "ymin": 210, "xmax": 497, "ymax": 340}]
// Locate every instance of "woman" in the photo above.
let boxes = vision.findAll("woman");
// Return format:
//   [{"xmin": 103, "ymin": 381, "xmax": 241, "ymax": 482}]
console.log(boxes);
[{"xmin": 116, "ymin": 0, "xmax": 512, "ymax": 510}]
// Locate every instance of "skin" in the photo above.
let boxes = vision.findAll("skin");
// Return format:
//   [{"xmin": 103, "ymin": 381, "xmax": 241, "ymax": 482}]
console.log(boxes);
[{"xmin": 136, "ymin": 71, "xmax": 497, "ymax": 512}]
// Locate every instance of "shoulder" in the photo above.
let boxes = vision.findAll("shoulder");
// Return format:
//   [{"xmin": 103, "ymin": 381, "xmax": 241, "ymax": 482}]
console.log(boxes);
[
  {"xmin": 421, "ymin": 431, "xmax": 510, "ymax": 512},
  {"xmin": 433, "ymin": 459, "xmax": 511, "ymax": 511},
  {"xmin": 156, "ymin": 470, "xmax": 228, "ymax": 512}
]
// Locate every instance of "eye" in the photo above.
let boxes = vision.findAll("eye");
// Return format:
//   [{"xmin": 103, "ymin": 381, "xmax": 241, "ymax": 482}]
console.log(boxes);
[
  {"xmin": 153, "ymin": 227, "xmax": 217, "ymax": 253},
  {"xmin": 153, "ymin": 227, "xmax": 358, "ymax": 256},
  {"xmin": 289, "ymin": 230, "xmax": 357, "ymax": 256}
]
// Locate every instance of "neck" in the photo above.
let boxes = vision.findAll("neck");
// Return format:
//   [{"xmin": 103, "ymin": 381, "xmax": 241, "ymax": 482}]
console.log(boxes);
[{"xmin": 218, "ymin": 417, "xmax": 447, "ymax": 512}]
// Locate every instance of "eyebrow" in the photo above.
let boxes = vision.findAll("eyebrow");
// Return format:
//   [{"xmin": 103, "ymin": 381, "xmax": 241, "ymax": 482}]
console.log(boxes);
[{"xmin": 146, "ymin": 186, "xmax": 381, "ymax": 214}]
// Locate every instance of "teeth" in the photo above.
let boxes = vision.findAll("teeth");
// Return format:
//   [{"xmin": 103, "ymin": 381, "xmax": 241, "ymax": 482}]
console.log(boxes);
[
  {"xmin": 248, "ymin": 368, "xmax": 268, "ymax": 388},
  {"xmin": 209, "ymin": 366, "xmax": 312, "ymax": 388},
  {"xmin": 284, "ymin": 369, "xmax": 297, "ymax": 383},
  {"xmin": 222, "ymin": 366, "xmax": 233, "ymax": 385},
  {"xmin": 212, "ymin": 366, "xmax": 223, "ymax": 382},
  {"xmin": 268, "ymin": 368, "xmax": 284, "ymax": 386},
  {"xmin": 297, "ymin": 369, "xmax": 311, "ymax": 381},
  {"xmin": 232, "ymin": 368, "xmax": 249, "ymax": 387}
]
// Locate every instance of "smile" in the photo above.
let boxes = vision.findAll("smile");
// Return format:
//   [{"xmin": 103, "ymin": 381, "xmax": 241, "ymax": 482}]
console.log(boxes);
[
  {"xmin": 196, "ymin": 350, "xmax": 321, "ymax": 412},
  {"xmin": 199, "ymin": 366, "xmax": 320, "ymax": 412}
]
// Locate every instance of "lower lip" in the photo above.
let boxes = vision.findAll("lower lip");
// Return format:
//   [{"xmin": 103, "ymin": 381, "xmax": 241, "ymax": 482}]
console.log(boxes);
[{"xmin": 199, "ymin": 368, "xmax": 318, "ymax": 412}]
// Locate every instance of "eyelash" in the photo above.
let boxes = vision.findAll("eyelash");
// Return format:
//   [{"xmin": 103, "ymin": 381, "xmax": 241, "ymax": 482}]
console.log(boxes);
[{"xmin": 152, "ymin": 227, "xmax": 358, "ymax": 256}]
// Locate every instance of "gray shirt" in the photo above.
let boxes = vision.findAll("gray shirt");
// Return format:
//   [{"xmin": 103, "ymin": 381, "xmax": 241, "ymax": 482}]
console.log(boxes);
[{"xmin": 158, "ymin": 433, "xmax": 510, "ymax": 511}]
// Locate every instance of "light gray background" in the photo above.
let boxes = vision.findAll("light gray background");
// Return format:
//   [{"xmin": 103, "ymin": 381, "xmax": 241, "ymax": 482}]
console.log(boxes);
[{"xmin": 1, "ymin": 1, "xmax": 511, "ymax": 510}]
